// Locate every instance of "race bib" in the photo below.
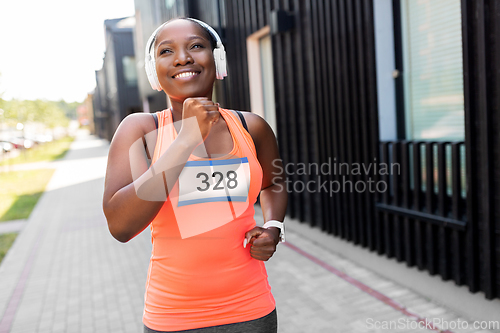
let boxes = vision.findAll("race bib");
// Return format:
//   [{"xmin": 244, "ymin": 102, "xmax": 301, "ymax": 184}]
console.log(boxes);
[{"xmin": 177, "ymin": 157, "xmax": 250, "ymax": 207}]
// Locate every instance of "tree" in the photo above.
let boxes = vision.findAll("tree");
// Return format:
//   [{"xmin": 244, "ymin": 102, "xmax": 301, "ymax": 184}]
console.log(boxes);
[{"xmin": 0, "ymin": 99, "xmax": 71, "ymax": 128}]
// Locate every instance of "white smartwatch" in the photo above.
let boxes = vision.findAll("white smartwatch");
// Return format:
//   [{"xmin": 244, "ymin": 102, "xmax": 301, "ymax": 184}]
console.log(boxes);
[{"xmin": 263, "ymin": 220, "xmax": 285, "ymax": 243}]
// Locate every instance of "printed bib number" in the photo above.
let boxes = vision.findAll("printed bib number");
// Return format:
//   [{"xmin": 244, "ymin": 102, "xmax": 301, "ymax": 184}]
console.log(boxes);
[{"xmin": 177, "ymin": 157, "xmax": 250, "ymax": 207}]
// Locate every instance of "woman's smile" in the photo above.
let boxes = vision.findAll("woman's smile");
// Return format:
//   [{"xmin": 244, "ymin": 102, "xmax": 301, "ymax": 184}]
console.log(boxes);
[{"xmin": 172, "ymin": 71, "xmax": 201, "ymax": 80}]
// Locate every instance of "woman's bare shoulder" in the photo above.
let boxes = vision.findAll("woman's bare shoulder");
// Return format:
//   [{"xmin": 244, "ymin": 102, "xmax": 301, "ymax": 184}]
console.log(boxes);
[
  {"xmin": 239, "ymin": 112, "xmax": 271, "ymax": 138},
  {"xmin": 113, "ymin": 112, "xmax": 157, "ymax": 141},
  {"xmin": 229, "ymin": 110, "xmax": 275, "ymax": 153}
]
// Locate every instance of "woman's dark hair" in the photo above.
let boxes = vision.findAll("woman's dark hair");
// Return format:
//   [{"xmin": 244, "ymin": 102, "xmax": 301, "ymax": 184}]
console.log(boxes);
[
  {"xmin": 174, "ymin": 17, "xmax": 218, "ymax": 51},
  {"xmin": 152, "ymin": 17, "xmax": 218, "ymax": 54}
]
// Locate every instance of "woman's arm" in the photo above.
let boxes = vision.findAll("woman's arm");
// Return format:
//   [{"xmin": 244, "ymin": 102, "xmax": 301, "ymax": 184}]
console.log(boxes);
[
  {"xmin": 103, "ymin": 98, "xmax": 219, "ymax": 243},
  {"xmin": 242, "ymin": 112, "xmax": 288, "ymax": 261}
]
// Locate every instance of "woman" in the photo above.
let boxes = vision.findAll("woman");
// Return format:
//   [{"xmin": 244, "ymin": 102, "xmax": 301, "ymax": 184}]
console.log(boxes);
[{"xmin": 103, "ymin": 17, "xmax": 287, "ymax": 332}]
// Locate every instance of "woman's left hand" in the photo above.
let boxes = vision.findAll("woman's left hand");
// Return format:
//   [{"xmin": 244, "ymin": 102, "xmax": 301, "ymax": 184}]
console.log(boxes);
[{"xmin": 244, "ymin": 227, "xmax": 281, "ymax": 261}]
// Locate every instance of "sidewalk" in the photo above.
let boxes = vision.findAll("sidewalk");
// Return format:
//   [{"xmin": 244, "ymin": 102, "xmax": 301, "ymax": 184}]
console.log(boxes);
[
  {"xmin": 0, "ymin": 131, "xmax": 498, "ymax": 333},
  {"xmin": 0, "ymin": 221, "xmax": 26, "ymax": 235}
]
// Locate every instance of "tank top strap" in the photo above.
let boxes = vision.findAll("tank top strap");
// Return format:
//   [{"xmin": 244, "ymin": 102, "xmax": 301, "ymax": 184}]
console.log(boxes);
[
  {"xmin": 219, "ymin": 109, "xmax": 259, "ymax": 161},
  {"xmin": 152, "ymin": 109, "xmax": 173, "ymax": 164}
]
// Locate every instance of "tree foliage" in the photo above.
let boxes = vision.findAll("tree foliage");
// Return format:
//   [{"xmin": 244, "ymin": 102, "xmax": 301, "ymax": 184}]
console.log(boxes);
[{"xmin": 0, "ymin": 98, "xmax": 74, "ymax": 128}]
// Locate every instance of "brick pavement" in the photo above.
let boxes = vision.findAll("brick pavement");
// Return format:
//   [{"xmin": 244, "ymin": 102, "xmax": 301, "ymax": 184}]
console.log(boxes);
[{"xmin": 0, "ymin": 131, "xmax": 498, "ymax": 333}]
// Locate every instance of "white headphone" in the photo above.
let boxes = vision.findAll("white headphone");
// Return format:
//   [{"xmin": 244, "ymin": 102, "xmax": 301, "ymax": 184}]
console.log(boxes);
[{"xmin": 145, "ymin": 18, "xmax": 227, "ymax": 91}]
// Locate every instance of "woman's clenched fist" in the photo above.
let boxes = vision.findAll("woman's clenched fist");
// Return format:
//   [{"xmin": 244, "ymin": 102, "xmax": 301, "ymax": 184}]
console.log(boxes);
[{"xmin": 178, "ymin": 97, "xmax": 220, "ymax": 147}]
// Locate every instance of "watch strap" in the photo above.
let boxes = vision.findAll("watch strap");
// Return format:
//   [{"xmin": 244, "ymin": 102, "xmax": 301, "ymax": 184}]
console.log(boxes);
[{"xmin": 263, "ymin": 220, "xmax": 285, "ymax": 243}]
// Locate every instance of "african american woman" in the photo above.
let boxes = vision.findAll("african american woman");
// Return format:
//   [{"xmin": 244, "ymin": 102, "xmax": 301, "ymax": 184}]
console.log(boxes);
[{"xmin": 103, "ymin": 17, "xmax": 287, "ymax": 333}]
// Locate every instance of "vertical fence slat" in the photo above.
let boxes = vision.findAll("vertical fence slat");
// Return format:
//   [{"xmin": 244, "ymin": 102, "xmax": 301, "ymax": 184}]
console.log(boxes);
[
  {"xmin": 451, "ymin": 143, "xmax": 464, "ymax": 221},
  {"xmin": 392, "ymin": 142, "xmax": 403, "ymax": 261},
  {"xmin": 474, "ymin": 0, "xmax": 495, "ymax": 299},
  {"xmin": 337, "ymin": 0, "xmax": 354, "ymax": 241},
  {"xmin": 402, "ymin": 142, "xmax": 414, "ymax": 266},
  {"xmin": 316, "ymin": 0, "xmax": 331, "ymax": 231},
  {"xmin": 302, "ymin": 0, "xmax": 320, "ymax": 225},
  {"xmin": 331, "ymin": 0, "xmax": 347, "ymax": 239},
  {"xmin": 238, "ymin": 0, "xmax": 248, "ymax": 110},
  {"xmin": 324, "ymin": 0, "xmax": 340, "ymax": 235},
  {"xmin": 451, "ymin": 142, "xmax": 465, "ymax": 285},
  {"xmin": 425, "ymin": 142, "xmax": 437, "ymax": 275},
  {"xmin": 364, "ymin": 0, "xmax": 380, "ymax": 253},
  {"xmin": 257, "ymin": 0, "xmax": 264, "ymax": 28},
  {"xmin": 354, "ymin": 0, "xmax": 369, "ymax": 247},
  {"xmin": 270, "ymin": 20, "xmax": 293, "ymax": 218},
  {"xmin": 310, "ymin": 0, "xmax": 326, "ymax": 229},
  {"xmin": 413, "ymin": 142, "xmax": 425, "ymax": 269},
  {"xmin": 437, "ymin": 142, "xmax": 450, "ymax": 280},
  {"xmin": 282, "ymin": 0, "xmax": 304, "ymax": 226},
  {"xmin": 357, "ymin": 0, "xmax": 373, "ymax": 249},
  {"xmin": 345, "ymin": 0, "xmax": 361, "ymax": 245},
  {"xmin": 289, "ymin": 0, "xmax": 308, "ymax": 226},
  {"xmin": 342, "ymin": 0, "xmax": 356, "ymax": 242},
  {"xmin": 382, "ymin": 142, "xmax": 392, "ymax": 257},
  {"xmin": 461, "ymin": 0, "xmax": 480, "ymax": 294},
  {"xmin": 249, "ymin": 0, "xmax": 257, "ymax": 31}
]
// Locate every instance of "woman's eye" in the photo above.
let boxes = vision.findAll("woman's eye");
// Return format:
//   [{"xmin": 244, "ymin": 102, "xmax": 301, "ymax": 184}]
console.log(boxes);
[
  {"xmin": 159, "ymin": 49, "xmax": 172, "ymax": 55},
  {"xmin": 192, "ymin": 44, "xmax": 204, "ymax": 49}
]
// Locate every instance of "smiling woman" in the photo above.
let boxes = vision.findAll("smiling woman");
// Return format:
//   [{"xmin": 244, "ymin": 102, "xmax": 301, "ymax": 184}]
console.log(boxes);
[
  {"xmin": 102, "ymin": 18, "xmax": 287, "ymax": 333},
  {"xmin": 153, "ymin": 21, "xmax": 217, "ymax": 103}
]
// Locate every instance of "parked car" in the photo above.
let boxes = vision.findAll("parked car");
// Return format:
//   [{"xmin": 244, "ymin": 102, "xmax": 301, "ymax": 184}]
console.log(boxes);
[
  {"xmin": 7, "ymin": 138, "xmax": 23, "ymax": 149},
  {"xmin": 24, "ymin": 134, "xmax": 52, "ymax": 145},
  {"xmin": 0, "ymin": 141, "xmax": 14, "ymax": 153},
  {"xmin": 8, "ymin": 137, "xmax": 34, "ymax": 149}
]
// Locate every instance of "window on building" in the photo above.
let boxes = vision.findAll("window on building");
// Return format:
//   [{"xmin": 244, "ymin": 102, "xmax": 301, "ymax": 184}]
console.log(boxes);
[
  {"xmin": 401, "ymin": 0, "xmax": 464, "ymax": 141},
  {"xmin": 247, "ymin": 26, "xmax": 278, "ymax": 136},
  {"xmin": 393, "ymin": 0, "xmax": 468, "ymax": 200},
  {"xmin": 259, "ymin": 34, "xmax": 277, "ymax": 136},
  {"xmin": 122, "ymin": 56, "xmax": 138, "ymax": 86}
]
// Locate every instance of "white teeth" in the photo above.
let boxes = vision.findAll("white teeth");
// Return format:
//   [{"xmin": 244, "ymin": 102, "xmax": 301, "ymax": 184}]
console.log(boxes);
[{"xmin": 175, "ymin": 72, "xmax": 198, "ymax": 78}]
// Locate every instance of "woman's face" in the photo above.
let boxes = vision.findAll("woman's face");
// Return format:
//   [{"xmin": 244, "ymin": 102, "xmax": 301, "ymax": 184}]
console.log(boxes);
[{"xmin": 154, "ymin": 19, "xmax": 216, "ymax": 102}]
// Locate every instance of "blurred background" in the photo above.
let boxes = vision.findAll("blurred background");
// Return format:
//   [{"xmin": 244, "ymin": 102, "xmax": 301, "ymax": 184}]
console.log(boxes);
[
  {"xmin": 0, "ymin": 0, "xmax": 136, "ymax": 162},
  {"xmin": 1, "ymin": 0, "xmax": 500, "ymax": 332}
]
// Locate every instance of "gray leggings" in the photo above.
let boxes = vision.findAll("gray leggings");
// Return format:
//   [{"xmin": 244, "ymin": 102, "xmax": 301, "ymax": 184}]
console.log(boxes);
[{"xmin": 144, "ymin": 308, "xmax": 277, "ymax": 333}]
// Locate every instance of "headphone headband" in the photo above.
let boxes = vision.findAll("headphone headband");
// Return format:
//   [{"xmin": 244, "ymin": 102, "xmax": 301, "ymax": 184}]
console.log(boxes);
[{"xmin": 144, "ymin": 18, "xmax": 227, "ymax": 91}]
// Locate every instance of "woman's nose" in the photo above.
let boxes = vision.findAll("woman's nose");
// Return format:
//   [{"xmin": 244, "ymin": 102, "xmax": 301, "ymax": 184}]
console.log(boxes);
[{"xmin": 174, "ymin": 50, "xmax": 194, "ymax": 66}]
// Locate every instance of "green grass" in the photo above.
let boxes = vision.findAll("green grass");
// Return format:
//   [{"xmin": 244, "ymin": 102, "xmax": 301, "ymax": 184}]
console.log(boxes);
[
  {"xmin": 0, "ymin": 136, "xmax": 74, "ymax": 166},
  {"xmin": 0, "ymin": 169, "xmax": 55, "ymax": 222},
  {"xmin": 0, "ymin": 233, "xmax": 18, "ymax": 264}
]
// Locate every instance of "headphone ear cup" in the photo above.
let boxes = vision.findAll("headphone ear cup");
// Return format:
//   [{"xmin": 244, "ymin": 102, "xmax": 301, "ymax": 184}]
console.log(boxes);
[
  {"xmin": 213, "ymin": 48, "xmax": 227, "ymax": 80},
  {"xmin": 151, "ymin": 61, "xmax": 161, "ymax": 91},
  {"xmin": 145, "ymin": 55, "xmax": 162, "ymax": 91}
]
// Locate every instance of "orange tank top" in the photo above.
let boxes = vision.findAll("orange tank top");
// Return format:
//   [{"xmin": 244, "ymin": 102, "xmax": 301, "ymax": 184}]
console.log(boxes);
[{"xmin": 143, "ymin": 108, "xmax": 276, "ymax": 331}]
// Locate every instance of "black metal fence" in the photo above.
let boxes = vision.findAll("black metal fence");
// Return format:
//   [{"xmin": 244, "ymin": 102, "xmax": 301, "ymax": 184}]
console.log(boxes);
[{"xmin": 376, "ymin": 141, "xmax": 466, "ymax": 284}]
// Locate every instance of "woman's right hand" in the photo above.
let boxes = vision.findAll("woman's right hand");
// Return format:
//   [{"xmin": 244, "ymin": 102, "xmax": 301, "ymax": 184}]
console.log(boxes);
[{"xmin": 178, "ymin": 97, "xmax": 220, "ymax": 146}]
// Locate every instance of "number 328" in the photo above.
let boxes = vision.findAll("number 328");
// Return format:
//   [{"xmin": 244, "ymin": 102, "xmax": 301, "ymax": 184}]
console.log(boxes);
[{"xmin": 196, "ymin": 171, "xmax": 238, "ymax": 192}]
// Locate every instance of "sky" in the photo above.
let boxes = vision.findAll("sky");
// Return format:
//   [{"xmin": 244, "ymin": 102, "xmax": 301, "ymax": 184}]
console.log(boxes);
[{"xmin": 0, "ymin": 0, "xmax": 136, "ymax": 103}]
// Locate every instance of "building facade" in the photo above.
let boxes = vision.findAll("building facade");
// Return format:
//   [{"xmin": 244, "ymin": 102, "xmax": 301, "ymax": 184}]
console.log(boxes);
[
  {"xmin": 131, "ymin": 0, "xmax": 500, "ymax": 300},
  {"xmin": 93, "ymin": 17, "xmax": 141, "ymax": 141}
]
